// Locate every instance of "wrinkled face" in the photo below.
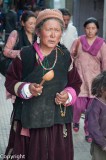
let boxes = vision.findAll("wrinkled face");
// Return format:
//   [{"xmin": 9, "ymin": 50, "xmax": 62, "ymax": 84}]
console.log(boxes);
[
  {"xmin": 63, "ymin": 15, "xmax": 70, "ymax": 29},
  {"xmin": 22, "ymin": 17, "xmax": 36, "ymax": 34},
  {"xmin": 39, "ymin": 19, "xmax": 62, "ymax": 49},
  {"xmin": 84, "ymin": 23, "xmax": 98, "ymax": 38}
]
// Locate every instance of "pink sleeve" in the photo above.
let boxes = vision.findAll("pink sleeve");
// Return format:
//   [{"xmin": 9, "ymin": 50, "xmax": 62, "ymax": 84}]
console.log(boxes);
[
  {"xmin": 70, "ymin": 38, "xmax": 80, "ymax": 58},
  {"xmin": 100, "ymin": 42, "xmax": 106, "ymax": 70},
  {"xmin": 64, "ymin": 87, "xmax": 77, "ymax": 106},
  {"xmin": 3, "ymin": 30, "xmax": 20, "ymax": 58}
]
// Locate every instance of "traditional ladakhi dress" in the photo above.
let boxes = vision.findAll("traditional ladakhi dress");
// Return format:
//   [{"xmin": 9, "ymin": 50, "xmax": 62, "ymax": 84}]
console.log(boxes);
[
  {"xmin": 4, "ymin": 43, "xmax": 81, "ymax": 160},
  {"xmin": 71, "ymin": 35, "xmax": 106, "ymax": 135},
  {"xmin": 87, "ymin": 98, "xmax": 106, "ymax": 160}
]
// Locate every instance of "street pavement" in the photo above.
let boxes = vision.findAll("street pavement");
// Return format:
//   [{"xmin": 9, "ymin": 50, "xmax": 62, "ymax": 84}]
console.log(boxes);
[{"xmin": 0, "ymin": 74, "xmax": 91, "ymax": 160}]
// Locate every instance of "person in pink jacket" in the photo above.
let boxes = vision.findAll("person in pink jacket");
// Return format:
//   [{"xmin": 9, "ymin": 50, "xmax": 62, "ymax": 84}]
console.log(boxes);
[
  {"xmin": 2, "ymin": 11, "xmax": 37, "ymax": 102},
  {"xmin": 71, "ymin": 17, "xmax": 106, "ymax": 143}
]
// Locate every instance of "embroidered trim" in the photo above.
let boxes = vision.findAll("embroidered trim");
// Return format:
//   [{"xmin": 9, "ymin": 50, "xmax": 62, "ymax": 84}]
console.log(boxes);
[{"xmin": 14, "ymin": 82, "xmax": 24, "ymax": 96}]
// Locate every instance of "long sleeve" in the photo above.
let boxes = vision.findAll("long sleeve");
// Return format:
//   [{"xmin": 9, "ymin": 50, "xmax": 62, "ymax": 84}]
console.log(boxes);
[
  {"xmin": 99, "ymin": 42, "xmax": 106, "ymax": 70},
  {"xmin": 67, "ymin": 62, "xmax": 82, "ymax": 96},
  {"xmin": 3, "ymin": 30, "xmax": 20, "ymax": 58},
  {"xmin": 5, "ymin": 56, "xmax": 22, "ymax": 95},
  {"xmin": 88, "ymin": 100, "xmax": 106, "ymax": 149},
  {"xmin": 5, "ymin": 56, "xmax": 33, "ymax": 99},
  {"xmin": 70, "ymin": 38, "xmax": 80, "ymax": 58}
]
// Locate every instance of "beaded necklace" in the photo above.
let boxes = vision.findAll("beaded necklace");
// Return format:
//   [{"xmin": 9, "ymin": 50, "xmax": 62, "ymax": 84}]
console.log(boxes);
[
  {"xmin": 60, "ymin": 104, "xmax": 66, "ymax": 117},
  {"xmin": 39, "ymin": 48, "xmax": 57, "ymax": 71}
]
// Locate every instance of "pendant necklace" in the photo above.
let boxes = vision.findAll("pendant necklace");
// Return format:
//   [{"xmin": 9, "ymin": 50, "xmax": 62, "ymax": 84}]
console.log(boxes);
[
  {"xmin": 39, "ymin": 48, "xmax": 57, "ymax": 71},
  {"xmin": 39, "ymin": 47, "xmax": 67, "ymax": 117}
]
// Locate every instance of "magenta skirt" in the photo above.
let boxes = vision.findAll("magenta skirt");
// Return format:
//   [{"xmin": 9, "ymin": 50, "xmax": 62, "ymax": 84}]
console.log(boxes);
[{"xmin": 4, "ymin": 121, "xmax": 74, "ymax": 160}]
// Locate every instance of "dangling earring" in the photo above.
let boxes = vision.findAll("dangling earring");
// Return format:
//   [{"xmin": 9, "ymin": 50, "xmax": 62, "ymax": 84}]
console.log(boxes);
[{"xmin": 37, "ymin": 36, "xmax": 40, "ymax": 44}]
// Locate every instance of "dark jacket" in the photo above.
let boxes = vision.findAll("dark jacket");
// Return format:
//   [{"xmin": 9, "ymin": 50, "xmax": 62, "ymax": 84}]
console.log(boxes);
[
  {"xmin": 5, "ymin": 10, "xmax": 17, "ymax": 34},
  {"xmin": 5, "ymin": 44, "xmax": 82, "ymax": 128}
]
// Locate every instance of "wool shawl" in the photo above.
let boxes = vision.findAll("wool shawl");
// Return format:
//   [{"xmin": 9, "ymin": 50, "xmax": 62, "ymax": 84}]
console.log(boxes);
[{"xmin": 80, "ymin": 35, "xmax": 105, "ymax": 56}]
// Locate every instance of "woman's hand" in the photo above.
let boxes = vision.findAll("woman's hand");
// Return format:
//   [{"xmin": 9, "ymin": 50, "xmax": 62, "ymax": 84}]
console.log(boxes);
[
  {"xmin": 55, "ymin": 91, "xmax": 69, "ymax": 106},
  {"xmin": 29, "ymin": 83, "xmax": 43, "ymax": 96}
]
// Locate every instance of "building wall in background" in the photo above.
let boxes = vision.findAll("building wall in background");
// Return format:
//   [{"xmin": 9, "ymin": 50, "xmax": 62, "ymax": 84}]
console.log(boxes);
[
  {"xmin": 73, "ymin": 0, "xmax": 104, "ymax": 37},
  {"xmin": 103, "ymin": 0, "xmax": 106, "ymax": 39},
  {"xmin": 66, "ymin": 0, "xmax": 73, "ymax": 15},
  {"xmin": 44, "ymin": 0, "xmax": 73, "ymax": 10}
]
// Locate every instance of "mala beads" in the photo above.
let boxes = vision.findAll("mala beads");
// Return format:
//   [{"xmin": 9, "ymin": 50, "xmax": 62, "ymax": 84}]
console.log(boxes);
[{"xmin": 60, "ymin": 104, "xmax": 66, "ymax": 117}]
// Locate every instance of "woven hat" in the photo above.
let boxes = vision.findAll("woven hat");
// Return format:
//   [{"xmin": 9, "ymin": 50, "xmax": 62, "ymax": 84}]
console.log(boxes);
[{"xmin": 36, "ymin": 9, "xmax": 64, "ymax": 28}]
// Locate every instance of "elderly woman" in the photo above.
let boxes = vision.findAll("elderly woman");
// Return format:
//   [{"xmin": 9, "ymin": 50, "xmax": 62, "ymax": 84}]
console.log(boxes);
[{"xmin": 4, "ymin": 9, "xmax": 81, "ymax": 160}]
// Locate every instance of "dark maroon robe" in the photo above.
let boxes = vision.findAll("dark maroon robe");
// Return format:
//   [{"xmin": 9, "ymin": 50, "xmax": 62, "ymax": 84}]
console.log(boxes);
[{"xmin": 4, "ymin": 45, "xmax": 81, "ymax": 160}]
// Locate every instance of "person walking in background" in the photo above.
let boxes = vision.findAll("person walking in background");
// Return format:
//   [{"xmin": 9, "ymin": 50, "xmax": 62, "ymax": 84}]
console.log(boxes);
[
  {"xmin": 3, "ymin": 11, "xmax": 37, "ymax": 60},
  {"xmin": 4, "ymin": 9, "xmax": 81, "ymax": 160},
  {"xmin": 0, "ymin": 1, "xmax": 5, "ymax": 34},
  {"xmin": 17, "ymin": 4, "xmax": 34, "ymax": 30},
  {"xmin": 32, "ymin": 6, "xmax": 44, "ymax": 17},
  {"xmin": 87, "ymin": 71, "xmax": 106, "ymax": 160},
  {"xmin": 2, "ymin": 11, "xmax": 36, "ymax": 101},
  {"xmin": 4, "ymin": 5, "xmax": 17, "ymax": 42},
  {"xmin": 71, "ymin": 17, "xmax": 106, "ymax": 143},
  {"xmin": 59, "ymin": 8, "xmax": 78, "ymax": 51}
]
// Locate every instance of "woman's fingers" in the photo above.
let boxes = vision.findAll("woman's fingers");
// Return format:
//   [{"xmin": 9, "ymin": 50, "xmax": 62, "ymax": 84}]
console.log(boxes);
[
  {"xmin": 55, "ymin": 91, "xmax": 69, "ymax": 104},
  {"xmin": 29, "ymin": 83, "xmax": 43, "ymax": 96}
]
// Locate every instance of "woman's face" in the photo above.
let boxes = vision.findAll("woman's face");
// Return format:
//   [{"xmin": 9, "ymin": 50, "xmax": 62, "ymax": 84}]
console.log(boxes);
[
  {"xmin": 84, "ymin": 22, "xmax": 98, "ymax": 38},
  {"xmin": 22, "ymin": 17, "xmax": 36, "ymax": 34},
  {"xmin": 39, "ymin": 19, "xmax": 62, "ymax": 49}
]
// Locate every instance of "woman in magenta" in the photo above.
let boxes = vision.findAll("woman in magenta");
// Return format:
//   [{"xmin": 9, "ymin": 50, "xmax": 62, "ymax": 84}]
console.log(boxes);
[
  {"xmin": 4, "ymin": 9, "xmax": 81, "ymax": 160},
  {"xmin": 71, "ymin": 17, "xmax": 106, "ymax": 142}
]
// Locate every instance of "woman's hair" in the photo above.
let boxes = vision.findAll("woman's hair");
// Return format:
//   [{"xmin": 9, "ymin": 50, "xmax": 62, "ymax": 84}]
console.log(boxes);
[
  {"xmin": 91, "ymin": 71, "xmax": 106, "ymax": 97},
  {"xmin": 20, "ymin": 11, "xmax": 36, "ymax": 23},
  {"xmin": 83, "ymin": 17, "xmax": 99, "ymax": 29},
  {"xmin": 36, "ymin": 18, "xmax": 64, "ymax": 33}
]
